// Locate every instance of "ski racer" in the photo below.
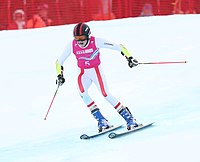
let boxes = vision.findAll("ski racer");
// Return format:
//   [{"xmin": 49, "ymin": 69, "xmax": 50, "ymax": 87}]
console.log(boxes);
[{"xmin": 56, "ymin": 22, "xmax": 140, "ymax": 132}]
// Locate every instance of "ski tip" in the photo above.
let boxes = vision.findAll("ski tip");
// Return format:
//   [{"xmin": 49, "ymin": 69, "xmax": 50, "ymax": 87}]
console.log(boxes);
[
  {"xmin": 108, "ymin": 132, "xmax": 117, "ymax": 139},
  {"xmin": 141, "ymin": 122, "xmax": 154, "ymax": 127},
  {"xmin": 149, "ymin": 122, "xmax": 155, "ymax": 125},
  {"xmin": 80, "ymin": 134, "xmax": 89, "ymax": 140}
]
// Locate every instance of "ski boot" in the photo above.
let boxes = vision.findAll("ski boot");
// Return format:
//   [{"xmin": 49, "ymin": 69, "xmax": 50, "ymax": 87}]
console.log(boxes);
[
  {"xmin": 91, "ymin": 108, "xmax": 112, "ymax": 132},
  {"xmin": 119, "ymin": 106, "xmax": 141, "ymax": 130}
]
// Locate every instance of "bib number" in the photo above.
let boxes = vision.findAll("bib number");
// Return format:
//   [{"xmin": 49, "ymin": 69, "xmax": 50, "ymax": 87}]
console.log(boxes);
[{"xmin": 85, "ymin": 61, "xmax": 90, "ymax": 66}]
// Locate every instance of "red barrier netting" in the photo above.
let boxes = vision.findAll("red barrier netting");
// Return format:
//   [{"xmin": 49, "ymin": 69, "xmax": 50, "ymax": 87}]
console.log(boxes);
[{"xmin": 0, "ymin": 0, "xmax": 199, "ymax": 30}]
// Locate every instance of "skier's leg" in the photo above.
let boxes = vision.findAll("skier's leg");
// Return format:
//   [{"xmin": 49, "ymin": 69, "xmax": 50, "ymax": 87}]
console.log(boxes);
[
  {"xmin": 93, "ymin": 66, "xmax": 119, "ymax": 107},
  {"xmin": 93, "ymin": 66, "xmax": 140, "ymax": 130},
  {"xmin": 77, "ymin": 68, "xmax": 111, "ymax": 132}
]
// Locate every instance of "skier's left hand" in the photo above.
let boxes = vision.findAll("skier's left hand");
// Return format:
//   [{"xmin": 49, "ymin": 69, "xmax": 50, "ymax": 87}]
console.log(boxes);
[{"xmin": 126, "ymin": 57, "xmax": 139, "ymax": 68}]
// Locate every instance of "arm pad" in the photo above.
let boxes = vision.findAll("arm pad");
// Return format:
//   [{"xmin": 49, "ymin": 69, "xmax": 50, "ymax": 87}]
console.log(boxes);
[
  {"xmin": 120, "ymin": 44, "xmax": 131, "ymax": 58},
  {"xmin": 56, "ymin": 60, "xmax": 64, "ymax": 76}
]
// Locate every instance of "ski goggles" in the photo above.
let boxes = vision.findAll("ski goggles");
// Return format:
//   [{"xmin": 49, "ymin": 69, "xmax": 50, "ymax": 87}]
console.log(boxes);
[{"xmin": 74, "ymin": 35, "xmax": 87, "ymax": 41}]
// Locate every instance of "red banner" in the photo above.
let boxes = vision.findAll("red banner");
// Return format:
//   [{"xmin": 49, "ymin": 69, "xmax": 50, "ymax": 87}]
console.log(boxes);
[{"xmin": 0, "ymin": 0, "xmax": 199, "ymax": 30}]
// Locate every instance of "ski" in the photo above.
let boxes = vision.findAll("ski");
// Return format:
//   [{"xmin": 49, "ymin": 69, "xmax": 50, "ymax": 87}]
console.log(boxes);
[
  {"xmin": 80, "ymin": 125, "xmax": 123, "ymax": 139},
  {"xmin": 108, "ymin": 122, "xmax": 154, "ymax": 139}
]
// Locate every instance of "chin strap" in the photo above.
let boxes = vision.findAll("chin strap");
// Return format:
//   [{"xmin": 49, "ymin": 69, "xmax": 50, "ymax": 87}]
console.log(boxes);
[{"xmin": 84, "ymin": 38, "xmax": 90, "ymax": 47}]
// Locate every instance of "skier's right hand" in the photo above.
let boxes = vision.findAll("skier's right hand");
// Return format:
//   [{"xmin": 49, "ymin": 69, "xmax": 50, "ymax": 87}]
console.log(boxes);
[{"xmin": 56, "ymin": 74, "xmax": 65, "ymax": 86}]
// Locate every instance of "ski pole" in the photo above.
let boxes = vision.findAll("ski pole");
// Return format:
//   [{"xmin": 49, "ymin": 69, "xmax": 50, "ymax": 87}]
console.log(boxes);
[
  {"xmin": 139, "ymin": 61, "xmax": 187, "ymax": 64},
  {"xmin": 44, "ymin": 84, "xmax": 60, "ymax": 120}
]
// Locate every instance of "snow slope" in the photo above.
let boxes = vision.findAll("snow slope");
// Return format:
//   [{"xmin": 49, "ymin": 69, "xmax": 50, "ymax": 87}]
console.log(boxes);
[{"xmin": 0, "ymin": 14, "xmax": 200, "ymax": 162}]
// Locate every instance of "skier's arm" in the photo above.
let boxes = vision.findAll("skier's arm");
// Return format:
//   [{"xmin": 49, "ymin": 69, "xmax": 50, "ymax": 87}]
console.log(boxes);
[
  {"xmin": 56, "ymin": 42, "xmax": 72, "ymax": 85},
  {"xmin": 95, "ymin": 37, "xmax": 138, "ymax": 68},
  {"xmin": 95, "ymin": 37, "xmax": 121, "ymax": 51}
]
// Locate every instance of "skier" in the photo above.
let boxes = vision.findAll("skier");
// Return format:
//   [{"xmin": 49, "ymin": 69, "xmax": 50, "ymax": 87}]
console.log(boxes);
[{"xmin": 56, "ymin": 22, "xmax": 140, "ymax": 132}]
